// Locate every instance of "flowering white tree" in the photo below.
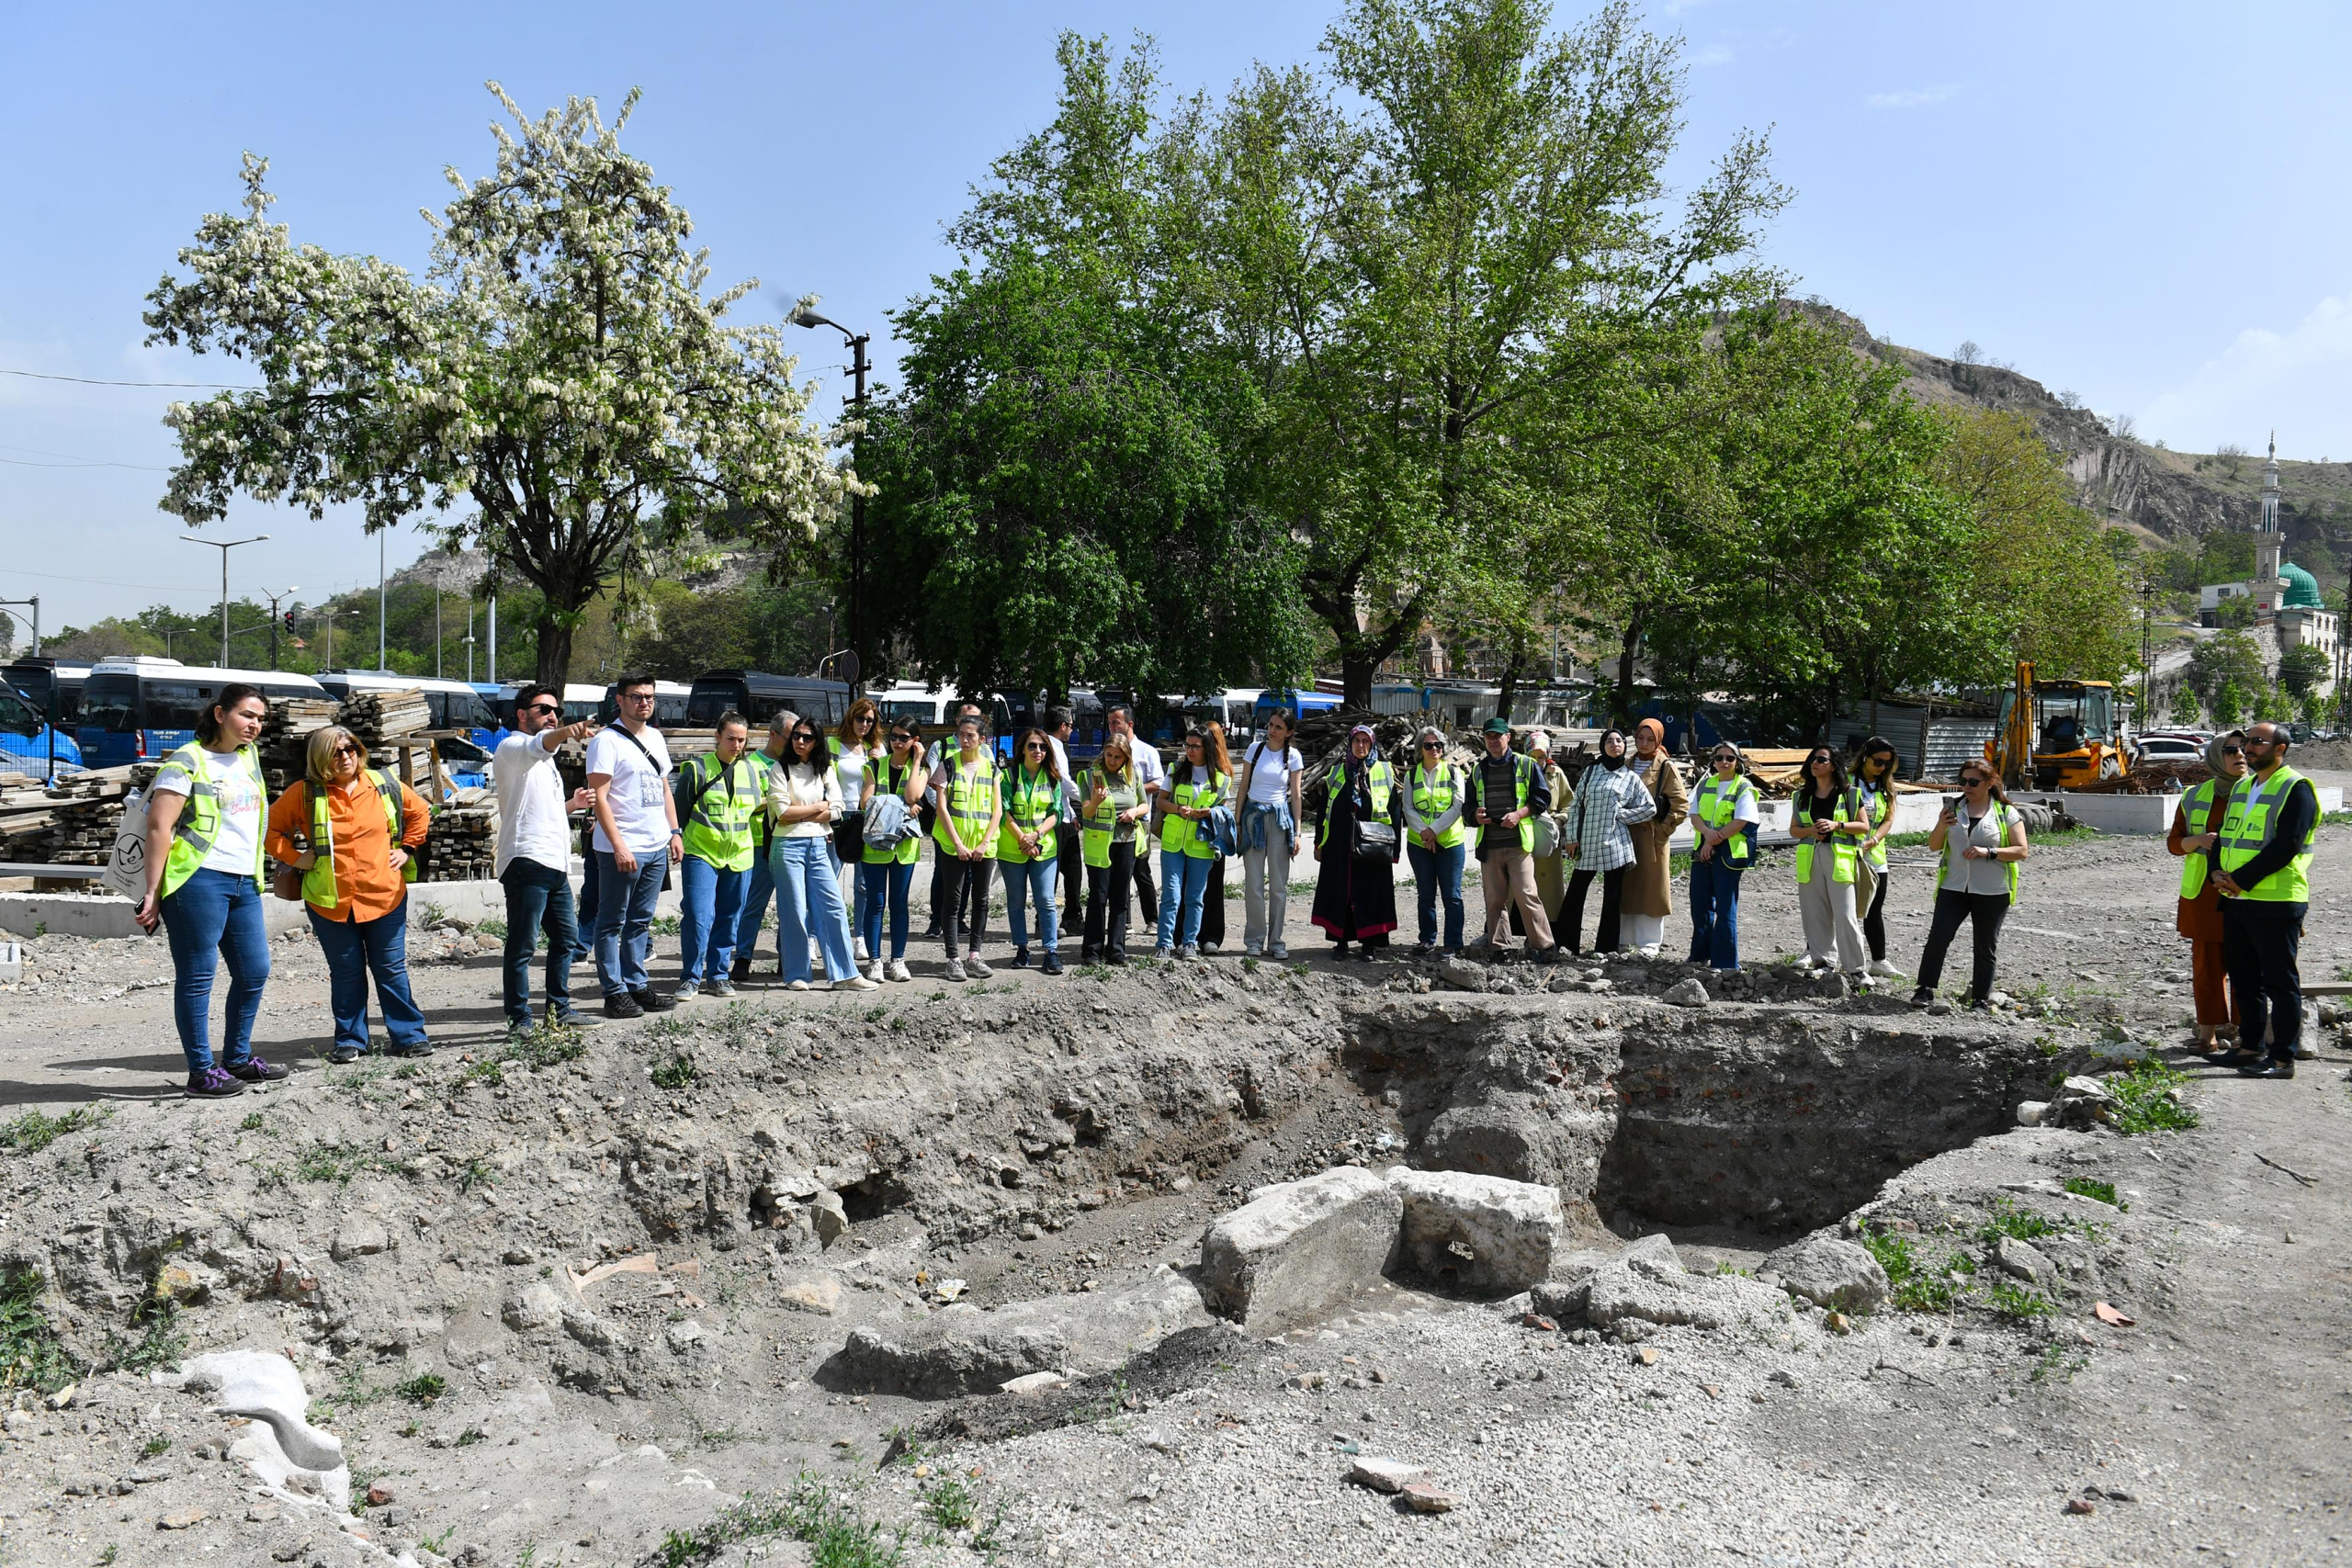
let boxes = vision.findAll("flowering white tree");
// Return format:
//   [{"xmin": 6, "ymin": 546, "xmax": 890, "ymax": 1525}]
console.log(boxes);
[{"xmin": 144, "ymin": 85, "xmax": 854, "ymax": 683}]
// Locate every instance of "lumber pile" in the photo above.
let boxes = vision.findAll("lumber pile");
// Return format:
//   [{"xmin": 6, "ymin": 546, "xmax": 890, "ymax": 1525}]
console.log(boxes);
[
  {"xmin": 2069, "ymin": 760, "xmax": 2211, "ymax": 795},
  {"xmin": 0, "ymin": 766, "xmax": 140, "ymax": 864},
  {"xmin": 259, "ymin": 697, "xmax": 342, "ymax": 793},
  {"xmin": 422, "ymin": 789, "xmax": 497, "ymax": 882},
  {"xmin": 337, "ymin": 689, "xmax": 433, "ymax": 748}
]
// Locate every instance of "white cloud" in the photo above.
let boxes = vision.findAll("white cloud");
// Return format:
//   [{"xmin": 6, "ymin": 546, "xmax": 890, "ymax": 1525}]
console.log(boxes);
[
  {"xmin": 1694, "ymin": 45, "xmax": 1736, "ymax": 66},
  {"xmin": 2143, "ymin": 293, "xmax": 2352, "ymax": 458},
  {"xmin": 1866, "ymin": 85, "xmax": 1960, "ymax": 108}
]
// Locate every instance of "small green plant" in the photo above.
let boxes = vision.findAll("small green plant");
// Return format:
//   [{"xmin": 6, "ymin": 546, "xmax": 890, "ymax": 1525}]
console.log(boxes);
[
  {"xmin": 239, "ymin": 1111, "xmax": 266, "ymax": 1131},
  {"xmin": 2063, "ymin": 1176, "xmax": 2122, "ymax": 1208},
  {"xmin": 1240, "ymin": 956, "xmax": 1259, "ymax": 974},
  {"xmin": 419, "ymin": 1526, "xmax": 455, "ymax": 1554},
  {"xmin": 1862, "ymin": 1224, "xmax": 1966, "ymax": 1313},
  {"xmin": 421, "ymin": 901, "xmax": 449, "ymax": 925},
  {"xmin": 922, "ymin": 1476, "xmax": 978, "ymax": 1533},
  {"xmin": 458, "ymin": 1157, "xmax": 500, "ymax": 1193},
  {"xmin": 651, "ymin": 1055, "xmax": 698, "ymax": 1090},
  {"xmin": 107, "ymin": 1292, "xmax": 187, "ymax": 1374},
  {"xmin": 650, "ymin": 914, "xmax": 684, "ymax": 937},
  {"xmin": 99, "ymin": 1544, "xmax": 120, "ymax": 1565},
  {"xmin": 455, "ymin": 1426, "xmax": 487, "ymax": 1447},
  {"xmin": 293, "ymin": 1142, "xmax": 411, "ymax": 1184},
  {"xmin": 0, "ymin": 1268, "xmax": 81, "ymax": 1393},
  {"xmin": 1984, "ymin": 1280, "xmax": 2056, "ymax": 1321},
  {"xmin": 141, "ymin": 1436, "xmax": 170, "ymax": 1458},
  {"xmin": 655, "ymin": 1472, "xmax": 907, "ymax": 1567},
  {"xmin": 2107, "ymin": 1056, "xmax": 2199, "ymax": 1134},
  {"xmin": 456, "ymin": 1057, "xmax": 507, "ymax": 1090},
  {"xmin": 2030, "ymin": 1343, "xmax": 2088, "ymax": 1383},
  {"xmin": 0, "ymin": 1104, "xmax": 111, "ymax": 1155},
  {"xmin": 503, "ymin": 1022, "xmax": 587, "ymax": 1071},
  {"xmin": 1977, "ymin": 1200, "xmax": 2063, "ymax": 1246},
  {"xmin": 475, "ymin": 918, "xmax": 507, "ymax": 939},
  {"xmin": 395, "ymin": 1371, "xmax": 447, "ymax": 1404}
]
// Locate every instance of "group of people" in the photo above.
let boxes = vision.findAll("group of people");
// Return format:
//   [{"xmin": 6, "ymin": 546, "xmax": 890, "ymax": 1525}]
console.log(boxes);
[{"xmin": 130, "ymin": 678, "xmax": 2322, "ymax": 1099}]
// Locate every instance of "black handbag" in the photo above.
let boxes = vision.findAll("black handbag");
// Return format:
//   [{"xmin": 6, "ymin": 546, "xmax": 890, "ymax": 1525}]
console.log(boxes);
[
  {"xmin": 832, "ymin": 809, "xmax": 866, "ymax": 864},
  {"xmin": 1354, "ymin": 819, "xmax": 1399, "ymax": 856}
]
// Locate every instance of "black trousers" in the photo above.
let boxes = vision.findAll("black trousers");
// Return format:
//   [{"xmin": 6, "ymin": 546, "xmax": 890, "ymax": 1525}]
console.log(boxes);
[
  {"xmin": 1558, "ymin": 866, "xmax": 1625, "ymax": 953},
  {"xmin": 2222, "ymin": 897, "xmax": 2305, "ymax": 1058},
  {"xmin": 1084, "ymin": 842, "xmax": 1136, "ymax": 958},
  {"xmin": 1860, "ymin": 869, "xmax": 1889, "ymax": 961},
  {"xmin": 1057, "ymin": 823, "xmax": 1084, "ymax": 926},
  {"xmin": 1916, "ymin": 888, "xmax": 2009, "ymax": 1001},
  {"xmin": 1198, "ymin": 855, "xmax": 1227, "ymax": 948},
  {"xmin": 1132, "ymin": 845, "xmax": 1158, "ymax": 928},
  {"xmin": 934, "ymin": 856, "xmax": 989, "ymax": 957}
]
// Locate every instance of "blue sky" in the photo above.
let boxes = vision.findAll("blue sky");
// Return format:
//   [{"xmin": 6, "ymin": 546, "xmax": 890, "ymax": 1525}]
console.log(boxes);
[{"xmin": 5, "ymin": 0, "xmax": 2348, "ymax": 631}]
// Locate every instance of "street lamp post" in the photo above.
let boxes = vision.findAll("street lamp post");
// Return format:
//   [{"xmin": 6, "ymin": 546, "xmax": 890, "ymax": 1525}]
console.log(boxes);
[
  {"xmin": 180, "ymin": 534, "xmax": 269, "ymax": 667},
  {"xmin": 0, "ymin": 596, "xmax": 35, "ymax": 657},
  {"xmin": 788, "ymin": 306, "xmax": 871, "ymax": 674}
]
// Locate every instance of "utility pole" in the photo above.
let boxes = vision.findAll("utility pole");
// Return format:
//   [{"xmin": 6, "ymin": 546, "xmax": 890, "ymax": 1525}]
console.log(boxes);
[
  {"xmin": 259, "ymin": 586, "xmax": 300, "ymax": 671},
  {"xmin": 180, "ymin": 535, "xmax": 268, "ymax": 667},
  {"xmin": 378, "ymin": 531, "xmax": 388, "ymax": 672},
  {"xmin": 789, "ymin": 307, "xmax": 871, "ymax": 673},
  {"xmin": 435, "ymin": 585, "xmax": 443, "ymax": 680},
  {"xmin": 487, "ymin": 592, "xmax": 498, "ymax": 685},
  {"xmin": 464, "ymin": 598, "xmax": 476, "ymax": 684}
]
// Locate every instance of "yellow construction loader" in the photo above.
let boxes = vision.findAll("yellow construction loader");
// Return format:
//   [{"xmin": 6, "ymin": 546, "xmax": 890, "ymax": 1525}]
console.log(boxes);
[{"xmin": 1990, "ymin": 662, "xmax": 2125, "ymax": 789}]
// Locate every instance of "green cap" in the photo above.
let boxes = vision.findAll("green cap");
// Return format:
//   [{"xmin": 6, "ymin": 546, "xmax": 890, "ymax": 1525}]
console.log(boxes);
[{"xmin": 1483, "ymin": 717, "xmax": 1513, "ymax": 735}]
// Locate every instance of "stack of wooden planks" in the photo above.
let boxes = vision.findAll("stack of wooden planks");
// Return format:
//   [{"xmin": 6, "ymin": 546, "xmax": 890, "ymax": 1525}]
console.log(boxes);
[
  {"xmin": 422, "ymin": 786, "xmax": 496, "ymax": 882},
  {"xmin": 0, "ymin": 766, "xmax": 147, "ymax": 865},
  {"xmin": 337, "ymin": 689, "xmax": 433, "ymax": 749}
]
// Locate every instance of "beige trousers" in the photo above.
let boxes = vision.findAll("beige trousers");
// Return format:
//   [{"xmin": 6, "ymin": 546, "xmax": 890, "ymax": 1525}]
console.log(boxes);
[{"xmin": 1482, "ymin": 845, "xmax": 1555, "ymax": 949}]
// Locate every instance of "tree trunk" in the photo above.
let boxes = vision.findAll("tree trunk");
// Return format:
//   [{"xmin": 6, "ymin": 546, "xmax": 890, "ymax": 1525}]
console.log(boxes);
[
  {"xmin": 536, "ymin": 606, "xmax": 575, "ymax": 689},
  {"xmin": 1497, "ymin": 658, "xmax": 1523, "ymax": 723},
  {"xmin": 1340, "ymin": 648, "xmax": 1380, "ymax": 711}
]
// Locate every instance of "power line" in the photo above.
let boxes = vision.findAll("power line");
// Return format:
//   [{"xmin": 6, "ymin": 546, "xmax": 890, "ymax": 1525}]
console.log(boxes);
[
  {"xmin": 0, "ymin": 367, "xmax": 258, "ymax": 389},
  {"xmin": 0, "ymin": 454, "xmax": 174, "ymax": 473}
]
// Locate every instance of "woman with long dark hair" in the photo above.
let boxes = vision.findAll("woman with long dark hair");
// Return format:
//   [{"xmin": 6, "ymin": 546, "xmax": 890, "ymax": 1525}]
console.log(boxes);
[
  {"xmin": 858, "ymin": 720, "xmax": 929, "ymax": 983},
  {"xmin": 764, "ymin": 718, "xmax": 876, "ymax": 991},
  {"xmin": 1555, "ymin": 728, "xmax": 1653, "ymax": 953},
  {"xmin": 2169, "ymin": 731, "xmax": 2247, "ymax": 1052},
  {"xmin": 1000, "ymin": 727, "xmax": 1067, "ymax": 974},
  {"xmin": 1153, "ymin": 728, "xmax": 1230, "ymax": 959},
  {"xmin": 1309, "ymin": 725, "xmax": 1399, "ymax": 960},
  {"xmin": 1851, "ymin": 736, "xmax": 1905, "ymax": 979},
  {"xmin": 831, "ymin": 697, "xmax": 885, "ymax": 958},
  {"xmin": 134, "ymin": 683, "xmax": 283, "ymax": 1097},
  {"xmin": 1792, "ymin": 743, "xmax": 1869, "ymax": 980},
  {"xmin": 1911, "ymin": 760, "xmax": 2030, "ymax": 1008},
  {"xmin": 1080, "ymin": 735, "xmax": 1148, "ymax": 964}
]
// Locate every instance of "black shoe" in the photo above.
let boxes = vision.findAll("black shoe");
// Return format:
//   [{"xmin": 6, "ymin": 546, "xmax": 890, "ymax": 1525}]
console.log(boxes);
[
  {"xmin": 604, "ymin": 992, "xmax": 645, "ymax": 1021},
  {"xmin": 227, "ymin": 1055, "xmax": 288, "ymax": 1082},
  {"xmin": 185, "ymin": 1066, "xmax": 248, "ymax": 1099},
  {"xmin": 328, "ymin": 1045, "xmax": 364, "ymax": 1066},
  {"xmin": 387, "ymin": 1040, "xmax": 434, "ymax": 1059},
  {"xmin": 1106, "ymin": 949, "xmax": 1129, "ymax": 966},
  {"xmin": 729, "ymin": 955, "xmax": 752, "ymax": 985},
  {"xmin": 1533, "ymin": 945, "xmax": 1561, "ymax": 966},
  {"xmin": 1042, "ymin": 953, "xmax": 1064, "ymax": 976},
  {"xmin": 2214, "ymin": 1049, "xmax": 2267, "ymax": 1070},
  {"xmin": 1080, "ymin": 948, "xmax": 1101, "ymax": 964},
  {"xmin": 633, "ymin": 989, "xmax": 676, "ymax": 1013},
  {"xmin": 1910, "ymin": 987, "xmax": 1934, "ymax": 1009},
  {"xmin": 1012, "ymin": 948, "xmax": 1032, "ymax": 969},
  {"xmin": 2239, "ymin": 1055, "xmax": 2296, "ymax": 1078}
]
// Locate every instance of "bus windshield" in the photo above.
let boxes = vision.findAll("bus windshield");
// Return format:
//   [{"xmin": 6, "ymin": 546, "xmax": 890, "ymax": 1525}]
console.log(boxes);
[
  {"xmin": 80, "ymin": 672, "xmax": 141, "ymax": 733},
  {"xmin": 0, "ymin": 681, "xmax": 40, "ymax": 739}
]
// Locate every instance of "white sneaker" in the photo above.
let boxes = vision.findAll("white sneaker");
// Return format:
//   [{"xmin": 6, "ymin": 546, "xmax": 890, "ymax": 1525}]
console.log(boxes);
[
  {"xmin": 786, "ymin": 978, "xmax": 810, "ymax": 992},
  {"xmin": 887, "ymin": 959, "xmax": 911, "ymax": 983},
  {"xmin": 855, "ymin": 937, "xmax": 871, "ymax": 963},
  {"xmin": 1868, "ymin": 958, "xmax": 1906, "ymax": 979},
  {"xmin": 864, "ymin": 959, "xmax": 885, "ymax": 983},
  {"xmin": 831, "ymin": 975, "xmax": 879, "ymax": 992}
]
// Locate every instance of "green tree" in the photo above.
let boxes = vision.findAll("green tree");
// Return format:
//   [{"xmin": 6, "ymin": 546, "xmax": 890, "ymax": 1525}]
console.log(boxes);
[
  {"xmin": 142, "ymin": 86, "xmax": 851, "ymax": 688},
  {"xmin": 2187, "ymin": 630, "xmax": 2264, "ymax": 716},
  {"xmin": 2277, "ymin": 641, "xmax": 2329, "ymax": 698}
]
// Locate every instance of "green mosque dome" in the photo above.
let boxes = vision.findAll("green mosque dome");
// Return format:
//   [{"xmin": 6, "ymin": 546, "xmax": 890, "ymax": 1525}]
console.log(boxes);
[{"xmin": 2280, "ymin": 560, "xmax": 2325, "ymax": 609}]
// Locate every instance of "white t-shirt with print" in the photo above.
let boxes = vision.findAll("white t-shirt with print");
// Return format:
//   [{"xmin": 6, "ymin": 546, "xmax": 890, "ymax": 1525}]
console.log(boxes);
[
  {"xmin": 585, "ymin": 726, "xmax": 673, "ymax": 856},
  {"xmin": 159, "ymin": 748, "xmax": 264, "ymax": 877}
]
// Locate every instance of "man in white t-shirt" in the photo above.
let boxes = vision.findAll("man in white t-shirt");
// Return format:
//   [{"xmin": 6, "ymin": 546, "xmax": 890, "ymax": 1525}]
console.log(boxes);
[
  {"xmin": 1104, "ymin": 704, "xmax": 1166, "ymax": 925},
  {"xmin": 585, "ymin": 671, "xmax": 682, "ymax": 1018},
  {"xmin": 493, "ymin": 682, "xmax": 598, "ymax": 1033}
]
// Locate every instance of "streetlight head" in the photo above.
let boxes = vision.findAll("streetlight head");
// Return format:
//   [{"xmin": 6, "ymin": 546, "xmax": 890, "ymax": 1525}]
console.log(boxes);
[{"xmin": 789, "ymin": 305, "xmax": 836, "ymax": 333}]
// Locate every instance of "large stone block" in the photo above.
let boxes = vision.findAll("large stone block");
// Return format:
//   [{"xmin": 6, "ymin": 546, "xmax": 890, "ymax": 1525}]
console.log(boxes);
[
  {"xmin": 1199, "ymin": 1167, "xmax": 1401, "ymax": 1333},
  {"xmin": 1762, "ymin": 1235, "xmax": 1891, "ymax": 1314},
  {"xmin": 1385, "ymin": 1168, "xmax": 1564, "ymax": 1294}
]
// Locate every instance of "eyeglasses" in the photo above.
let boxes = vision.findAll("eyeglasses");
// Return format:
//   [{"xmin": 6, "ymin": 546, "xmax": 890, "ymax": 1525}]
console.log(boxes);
[
  {"xmin": 622, "ymin": 692, "xmax": 656, "ymax": 704},
  {"xmin": 1420, "ymin": 740, "xmax": 1442, "ymax": 750},
  {"xmin": 2219, "ymin": 745, "xmax": 2244, "ymax": 755},
  {"xmin": 332, "ymin": 744, "xmax": 359, "ymax": 758},
  {"xmin": 525, "ymin": 704, "xmax": 560, "ymax": 717},
  {"xmin": 1961, "ymin": 774, "xmax": 1991, "ymax": 787},
  {"xmin": 1025, "ymin": 742, "xmax": 1047, "ymax": 752},
  {"xmin": 1713, "ymin": 753, "xmax": 1738, "ymax": 763},
  {"xmin": 855, "ymin": 714, "xmax": 876, "ymax": 726},
  {"xmin": 792, "ymin": 731, "xmax": 819, "ymax": 745}
]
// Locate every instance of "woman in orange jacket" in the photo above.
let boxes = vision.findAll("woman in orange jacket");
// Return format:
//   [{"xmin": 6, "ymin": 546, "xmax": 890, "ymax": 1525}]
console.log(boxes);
[{"xmin": 266, "ymin": 726, "xmax": 434, "ymax": 1063}]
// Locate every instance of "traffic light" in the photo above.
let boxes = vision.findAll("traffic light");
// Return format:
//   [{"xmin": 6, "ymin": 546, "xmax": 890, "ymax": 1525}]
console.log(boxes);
[{"xmin": 284, "ymin": 609, "xmax": 297, "ymax": 633}]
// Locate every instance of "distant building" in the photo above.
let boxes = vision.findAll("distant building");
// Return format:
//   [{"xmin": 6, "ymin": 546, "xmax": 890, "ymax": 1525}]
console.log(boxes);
[{"xmin": 2198, "ymin": 434, "xmax": 2338, "ymax": 668}]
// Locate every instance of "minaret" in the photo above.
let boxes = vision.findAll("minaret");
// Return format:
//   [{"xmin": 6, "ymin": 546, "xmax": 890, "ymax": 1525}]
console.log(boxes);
[{"xmin": 2256, "ymin": 432, "xmax": 2283, "ymax": 605}]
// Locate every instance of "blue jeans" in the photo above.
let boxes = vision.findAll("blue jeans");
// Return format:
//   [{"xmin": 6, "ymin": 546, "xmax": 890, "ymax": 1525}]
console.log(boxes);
[
  {"xmin": 772, "ymin": 835, "xmax": 857, "ymax": 983},
  {"xmin": 1003, "ymin": 855, "xmax": 1062, "ymax": 954},
  {"xmin": 857, "ymin": 858, "xmax": 914, "ymax": 961},
  {"xmin": 1156, "ymin": 849, "xmax": 1211, "ymax": 949},
  {"xmin": 678, "ymin": 855, "xmax": 746, "ymax": 986},
  {"xmin": 1406, "ymin": 840, "xmax": 1466, "ymax": 950},
  {"xmin": 1688, "ymin": 855, "xmax": 1744, "ymax": 971},
  {"xmin": 594, "ymin": 849, "xmax": 668, "ymax": 997},
  {"xmin": 735, "ymin": 847, "xmax": 776, "ymax": 968},
  {"xmin": 158, "ymin": 867, "xmax": 271, "ymax": 1074},
  {"xmin": 571, "ymin": 846, "xmax": 599, "ymax": 964},
  {"xmin": 309, "ymin": 902, "xmax": 427, "ymax": 1051},
  {"xmin": 499, "ymin": 858, "xmax": 575, "ymax": 1027}
]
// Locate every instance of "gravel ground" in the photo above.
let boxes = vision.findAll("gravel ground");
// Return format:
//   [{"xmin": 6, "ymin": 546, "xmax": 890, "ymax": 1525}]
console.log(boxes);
[{"xmin": 1, "ymin": 807, "xmax": 2348, "ymax": 1566}]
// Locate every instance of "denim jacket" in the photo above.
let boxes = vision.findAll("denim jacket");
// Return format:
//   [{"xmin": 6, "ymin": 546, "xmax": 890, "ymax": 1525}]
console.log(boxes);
[{"xmin": 1239, "ymin": 797, "xmax": 1295, "ymax": 852}]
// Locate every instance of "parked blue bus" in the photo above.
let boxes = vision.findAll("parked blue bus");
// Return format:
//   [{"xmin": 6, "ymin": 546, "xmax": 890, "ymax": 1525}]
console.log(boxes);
[
  {"xmin": 75, "ymin": 658, "xmax": 331, "ymax": 767},
  {"xmin": 0, "ymin": 677, "xmax": 83, "ymax": 779},
  {"xmin": 4, "ymin": 659, "xmax": 94, "ymax": 729}
]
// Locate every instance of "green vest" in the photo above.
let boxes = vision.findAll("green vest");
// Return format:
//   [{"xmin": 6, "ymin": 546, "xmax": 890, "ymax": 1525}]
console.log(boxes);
[
  {"xmin": 2177, "ymin": 778, "xmax": 2220, "ymax": 900},
  {"xmin": 153, "ymin": 741, "xmax": 268, "ymax": 900},
  {"xmin": 998, "ymin": 765, "xmax": 1063, "ymax": 863},
  {"xmin": 2219, "ymin": 765, "xmax": 2314, "ymax": 904},
  {"xmin": 1693, "ymin": 774, "xmax": 1753, "ymax": 868},
  {"xmin": 1408, "ymin": 762, "xmax": 1468, "ymax": 851},
  {"xmin": 1159, "ymin": 770, "xmax": 1227, "ymax": 859},
  {"xmin": 1938, "ymin": 799, "xmax": 2020, "ymax": 903},
  {"xmin": 933, "ymin": 753, "xmax": 1001, "ymax": 858},
  {"xmin": 1858, "ymin": 782, "xmax": 1894, "ymax": 871},
  {"xmin": 300, "ymin": 770, "xmax": 413, "ymax": 909},
  {"xmin": 863, "ymin": 758, "xmax": 921, "ymax": 865},
  {"xmin": 1080, "ymin": 768, "xmax": 1139, "ymax": 868},
  {"xmin": 1465, "ymin": 752, "xmax": 1538, "ymax": 852},
  {"xmin": 1318, "ymin": 761, "xmax": 1395, "ymax": 847},
  {"xmin": 1793, "ymin": 786, "xmax": 1862, "ymax": 886},
  {"xmin": 678, "ymin": 751, "xmax": 758, "ymax": 873}
]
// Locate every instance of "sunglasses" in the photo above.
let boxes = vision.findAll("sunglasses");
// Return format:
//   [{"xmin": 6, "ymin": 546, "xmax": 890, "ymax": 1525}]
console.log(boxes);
[
  {"xmin": 792, "ymin": 731, "xmax": 819, "ymax": 745},
  {"xmin": 1713, "ymin": 753, "xmax": 1738, "ymax": 763},
  {"xmin": 622, "ymin": 692, "xmax": 656, "ymax": 703},
  {"xmin": 2219, "ymin": 744, "xmax": 2244, "ymax": 755},
  {"xmin": 1961, "ymin": 774, "xmax": 1991, "ymax": 787},
  {"xmin": 333, "ymin": 743, "xmax": 359, "ymax": 758},
  {"xmin": 525, "ymin": 704, "xmax": 560, "ymax": 717},
  {"xmin": 1025, "ymin": 742, "xmax": 1047, "ymax": 752},
  {"xmin": 1420, "ymin": 740, "xmax": 1442, "ymax": 750}
]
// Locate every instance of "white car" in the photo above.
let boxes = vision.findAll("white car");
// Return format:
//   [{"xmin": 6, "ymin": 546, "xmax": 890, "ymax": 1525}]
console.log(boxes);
[{"xmin": 2133, "ymin": 737, "xmax": 2206, "ymax": 766}]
